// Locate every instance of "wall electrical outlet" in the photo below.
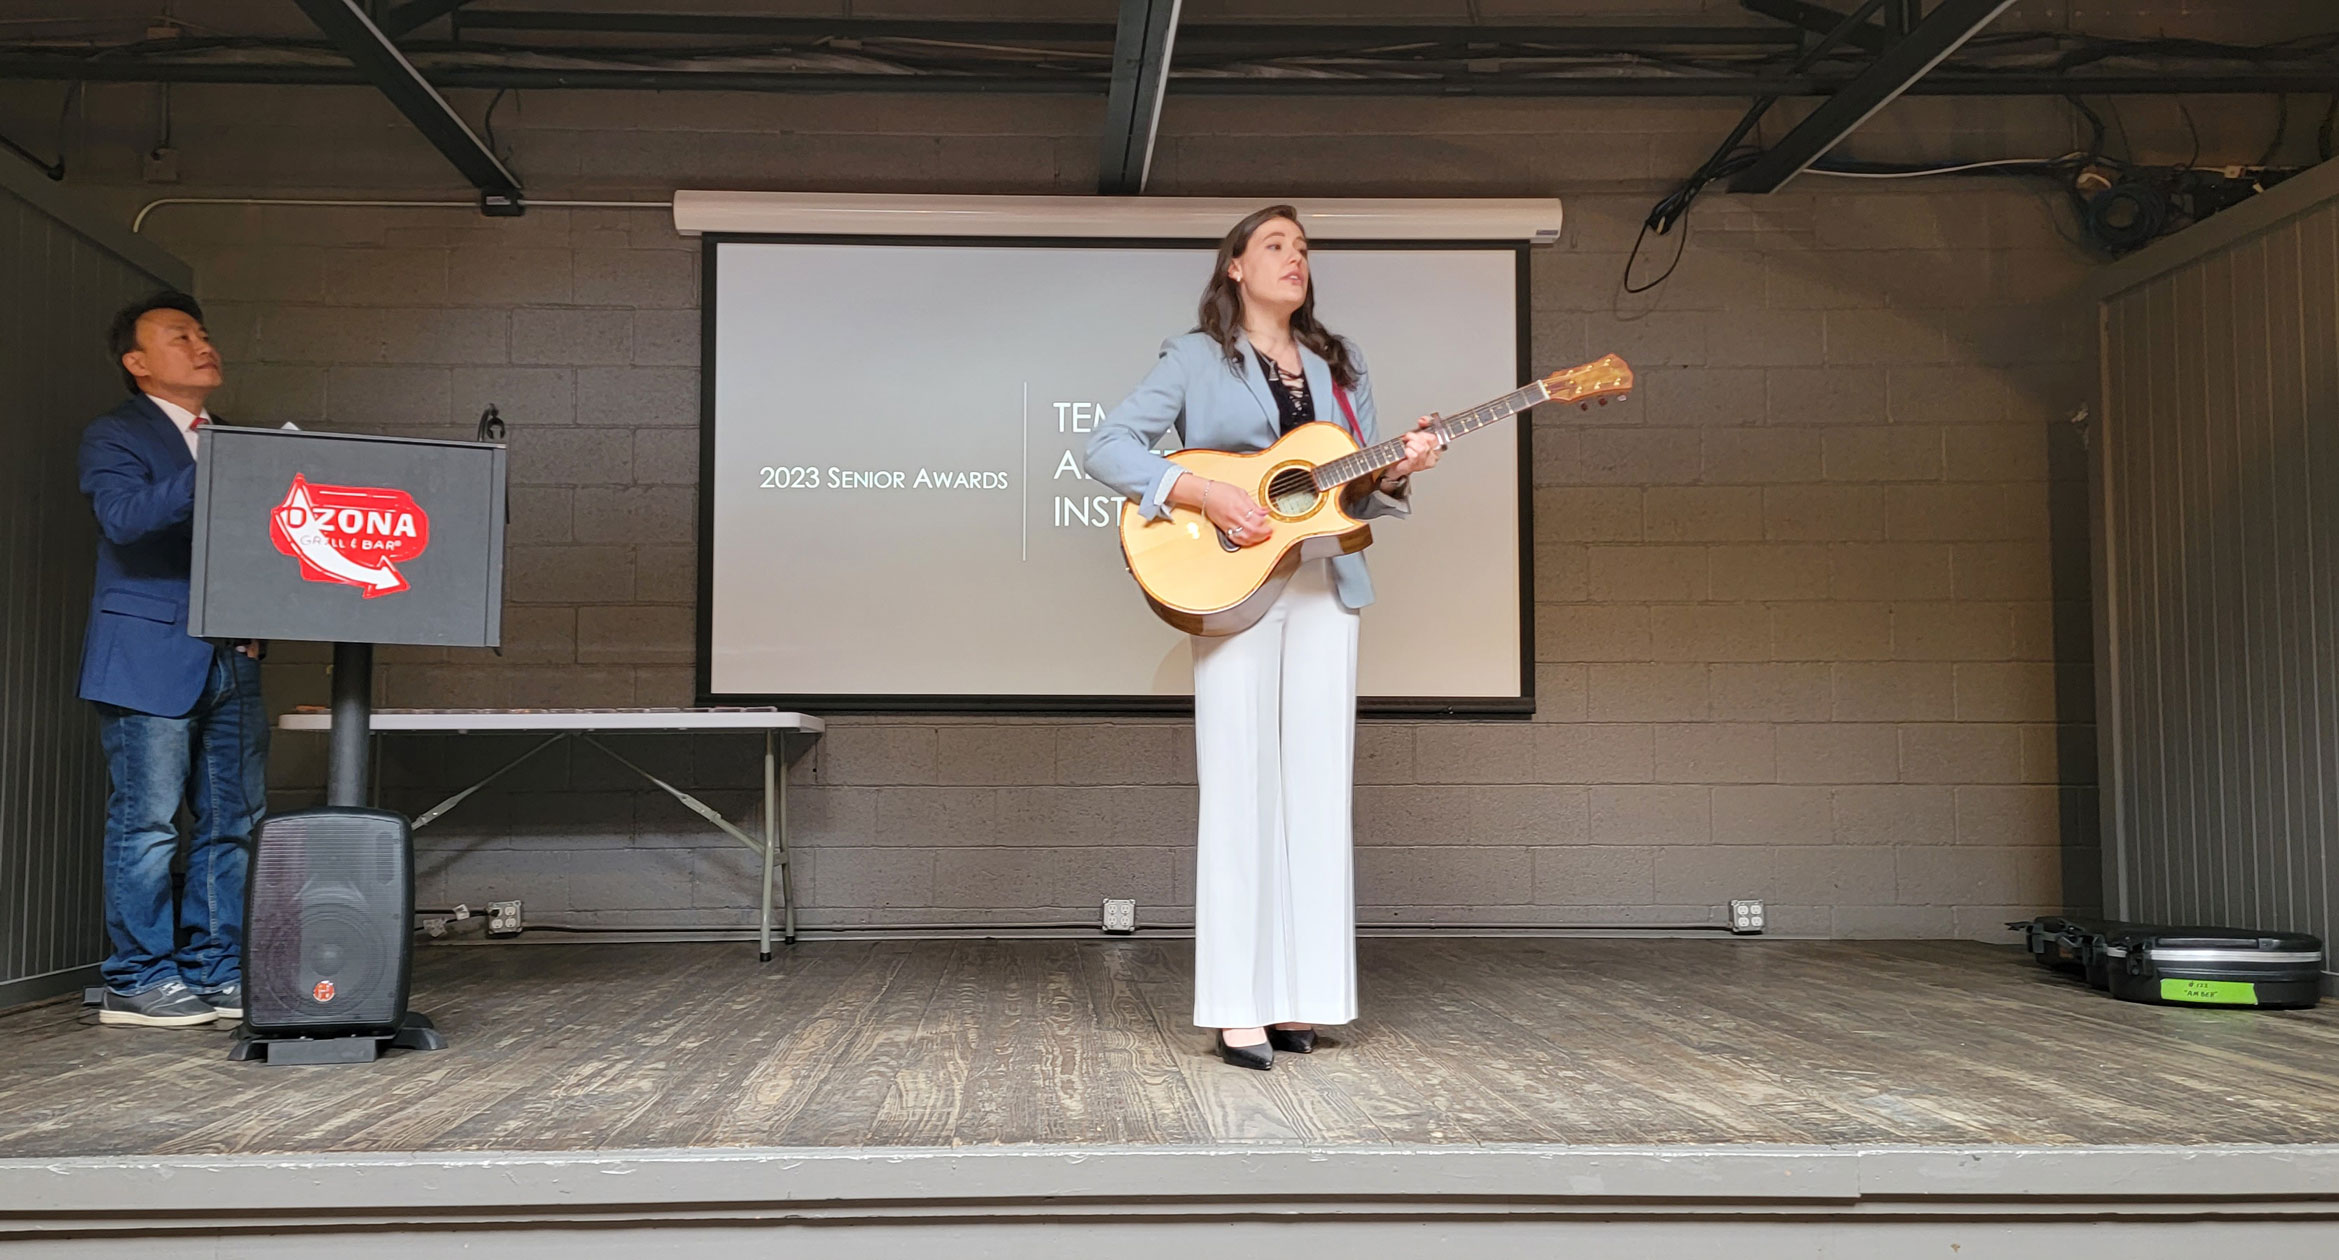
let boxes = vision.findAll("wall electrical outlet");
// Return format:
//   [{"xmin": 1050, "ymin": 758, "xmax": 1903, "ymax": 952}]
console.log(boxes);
[
  {"xmin": 1729, "ymin": 899, "xmax": 1766, "ymax": 934},
  {"xmin": 1101, "ymin": 898, "xmax": 1136, "ymax": 934},
  {"xmin": 487, "ymin": 900, "xmax": 524, "ymax": 936}
]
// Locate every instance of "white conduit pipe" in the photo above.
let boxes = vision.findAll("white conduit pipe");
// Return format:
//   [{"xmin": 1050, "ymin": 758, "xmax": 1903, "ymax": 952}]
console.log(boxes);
[{"xmin": 131, "ymin": 196, "xmax": 672, "ymax": 233}]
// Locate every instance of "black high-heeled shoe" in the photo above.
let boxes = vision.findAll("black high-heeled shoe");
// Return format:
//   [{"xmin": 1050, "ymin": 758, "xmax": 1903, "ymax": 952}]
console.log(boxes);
[
  {"xmin": 1266, "ymin": 1026, "xmax": 1316, "ymax": 1054},
  {"xmin": 1216, "ymin": 1031, "xmax": 1273, "ymax": 1070}
]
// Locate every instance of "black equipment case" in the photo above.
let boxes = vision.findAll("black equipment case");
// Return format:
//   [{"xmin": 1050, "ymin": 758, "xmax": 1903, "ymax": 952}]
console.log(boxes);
[
  {"xmin": 2013, "ymin": 916, "xmax": 2324, "ymax": 1009},
  {"xmin": 2015, "ymin": 915, "xmax": 2102, "ymax": 979},
  {"xmin": 2099, "ymin": 926, "xmax": 2324, "ymax": 1009}
]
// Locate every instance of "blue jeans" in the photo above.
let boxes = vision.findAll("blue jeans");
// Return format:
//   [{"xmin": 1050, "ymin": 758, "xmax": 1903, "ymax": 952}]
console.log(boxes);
[{"xmin": 95, "ymin": 646, "xmax": 268, "ymax": 995}]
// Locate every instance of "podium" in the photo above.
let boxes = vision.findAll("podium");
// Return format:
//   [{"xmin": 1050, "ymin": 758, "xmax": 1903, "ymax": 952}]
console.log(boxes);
[
  {"xmin": 189, "ymin": 425, "xmax": 507, "ymax": 1063},
  {"xmin": 191, "ymin": 425, "xmax": 508, "ymax": 802}
]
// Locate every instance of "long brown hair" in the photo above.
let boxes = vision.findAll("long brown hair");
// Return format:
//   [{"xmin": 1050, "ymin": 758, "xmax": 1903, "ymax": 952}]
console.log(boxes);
[{"xmin": 1197, "ymin": 204, "xmax": 1359, "ymax": 389}]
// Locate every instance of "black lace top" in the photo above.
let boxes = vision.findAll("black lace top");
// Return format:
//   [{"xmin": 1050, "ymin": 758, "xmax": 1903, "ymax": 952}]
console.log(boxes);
[{"xmin": 1255, "ymin": 348, "xmax": 1314, "ymax": 435}]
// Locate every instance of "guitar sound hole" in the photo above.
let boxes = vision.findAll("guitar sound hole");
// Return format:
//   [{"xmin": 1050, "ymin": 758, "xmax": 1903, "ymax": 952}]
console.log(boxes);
[{"xmin": 1266, "ymin": 467, "xmax": 1320, "ymax": 517}]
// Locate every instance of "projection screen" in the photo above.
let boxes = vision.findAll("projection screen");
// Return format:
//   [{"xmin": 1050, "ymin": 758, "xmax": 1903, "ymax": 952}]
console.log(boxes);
[{"xmin": 699, "ymin": 232, "xmax": 1533, "ymax": 711}]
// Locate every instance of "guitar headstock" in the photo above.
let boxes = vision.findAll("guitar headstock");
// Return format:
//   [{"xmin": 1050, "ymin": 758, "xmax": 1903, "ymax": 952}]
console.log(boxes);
[{"xmin": 1540, "ymin": 354, "xmax": 1634, "ymax": 411}]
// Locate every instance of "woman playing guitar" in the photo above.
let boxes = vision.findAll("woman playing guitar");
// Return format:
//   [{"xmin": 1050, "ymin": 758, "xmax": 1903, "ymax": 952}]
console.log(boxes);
[{"xmin": 1084, "ymin": 205, "xmax": 1444, "ymax": 1070}]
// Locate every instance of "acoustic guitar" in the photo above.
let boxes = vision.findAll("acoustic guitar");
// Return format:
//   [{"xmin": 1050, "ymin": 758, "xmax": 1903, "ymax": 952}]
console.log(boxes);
[{"xmin": 1120, "ymin": 354, "xmax": 1635, "ymax": 636}]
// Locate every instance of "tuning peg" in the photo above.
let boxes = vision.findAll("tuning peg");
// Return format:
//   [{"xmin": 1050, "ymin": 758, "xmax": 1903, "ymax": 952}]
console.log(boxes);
[
  {"xmin": 1579, "ymin": 402, "xmax": 1589, "ymax": 411},
  {"xmin": 1596, "ymin": 398, "xmax": 1609, "ymax": 406}
]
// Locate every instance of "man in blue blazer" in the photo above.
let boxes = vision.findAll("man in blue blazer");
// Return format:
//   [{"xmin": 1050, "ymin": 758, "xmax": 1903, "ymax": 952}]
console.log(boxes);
[{"xmin": 78, "ymin": 292, "xmax": 266, "ymax": 1028}]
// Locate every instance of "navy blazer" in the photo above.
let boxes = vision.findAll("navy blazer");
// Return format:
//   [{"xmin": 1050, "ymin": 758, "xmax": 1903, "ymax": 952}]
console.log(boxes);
[
  {"xmin": 1083, "ymin": 330, "xmax": 1410, "ymax": 611},
  {"xmin": 77, "ymin": 393, "xmax": 215, "ymax": 718}
]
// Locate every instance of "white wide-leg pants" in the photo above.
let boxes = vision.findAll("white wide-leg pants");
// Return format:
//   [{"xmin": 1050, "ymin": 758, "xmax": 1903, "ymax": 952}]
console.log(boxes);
[{"xmin": 1190, "ymin": 559, "xmax": 1360, "ymax": 1029}]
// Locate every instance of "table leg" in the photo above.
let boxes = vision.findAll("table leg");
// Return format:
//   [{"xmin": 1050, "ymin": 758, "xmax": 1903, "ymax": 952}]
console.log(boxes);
[
  {"xmin": 573, "ymin": 732, "xmax": 786, "ymax": 961},
  {"xmin": 411, "ymin": 733, "xmax": 568, "ymax": 830},
  {"xmin": 778, "ymin": 737, "xmax": 796, "ymax": 944},
  {"xmin": 761, "ymin": 729, "xmax": 778, "ymax": 962}
]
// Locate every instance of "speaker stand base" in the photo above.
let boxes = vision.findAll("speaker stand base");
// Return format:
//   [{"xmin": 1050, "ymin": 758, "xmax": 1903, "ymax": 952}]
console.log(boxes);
[{"xmin": 229, "ymin": 1011, "xmax": 446, "ymax": 1065}]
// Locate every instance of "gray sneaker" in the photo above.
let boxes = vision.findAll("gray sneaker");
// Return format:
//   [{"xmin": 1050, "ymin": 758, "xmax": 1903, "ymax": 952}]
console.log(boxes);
[
  {"xmin": 98, "ymin": 979, "xmax": 222, "ymax": 1028},
  {"xmin": 199, "ymin": 983, "xmax": 244, "ymax": 1022}
]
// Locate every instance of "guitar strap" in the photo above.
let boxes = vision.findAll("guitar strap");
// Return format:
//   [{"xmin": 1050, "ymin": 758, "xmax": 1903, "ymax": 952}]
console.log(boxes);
[{"xmin": 1331, "ymin": 384, "xmax": 1363, "ymax": 442}]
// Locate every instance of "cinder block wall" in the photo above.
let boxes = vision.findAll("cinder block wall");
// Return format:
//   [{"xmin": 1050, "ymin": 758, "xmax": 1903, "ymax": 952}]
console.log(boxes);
[{"xmin": 7, "ymin": 0, "xmax": 2320, "ymax": 938}]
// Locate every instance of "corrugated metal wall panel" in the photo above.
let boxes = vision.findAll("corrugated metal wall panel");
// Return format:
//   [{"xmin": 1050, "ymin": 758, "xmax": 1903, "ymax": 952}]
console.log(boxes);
[
  {"xmin": 2098, "ymin": 195, "xmax": 2339, "ymax": 988},
  {"xmin": 0, "ymin": 181, "xmax": 190, "ymax": 1009},
  {"xmin": 2308, "ymin": 209, "xmax": 2339, "ymax": 959}
]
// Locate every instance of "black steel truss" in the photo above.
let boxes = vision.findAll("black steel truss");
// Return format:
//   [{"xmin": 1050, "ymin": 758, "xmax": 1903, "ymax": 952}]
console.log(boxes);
[
  {"xmin": 4, "ymin": 10, "xmax": 2331, "ymax": 101},
  {"xmin": 378, "ymin": 0, "xmax": 473, "ymax": 41},
  {"xmin": 1731, "ymin": 0, "xmax": 2021, "ymax": 192},
  {"xmin": 290, "ymin": 0, "xmax": 517, "ymax": 196},
  {"xmin": 2, "ymin": 54, "xmax": 2327, "ymax": 97},
  {"xmin": 445, "ymin": 11, "xmax": 1805, "ymax": 51},
  {"xmin": 1742, "ymin": 0, "xmax": 1890, "ymax": 53},
  {"xmin": 1097, "ymin": 0, "xmax": 1180, "ymax": 195}
]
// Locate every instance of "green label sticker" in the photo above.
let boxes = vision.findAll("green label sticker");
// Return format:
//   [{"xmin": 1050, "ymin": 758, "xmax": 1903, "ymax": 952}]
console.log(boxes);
[{"xmin": 2160, "ymin": 978, "xmax": 2259, "ymax": 1005}]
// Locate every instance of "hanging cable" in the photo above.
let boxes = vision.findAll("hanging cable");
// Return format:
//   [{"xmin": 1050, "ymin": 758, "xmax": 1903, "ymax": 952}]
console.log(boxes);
[
  {"xmin": 2258, "ymin": 93, "xmax": 2290, "ymax": 167},
  {"xmin": 1624, "ymin": 0, "xmax": 1894, "ymax": 295},
  {"xmin": 482, "ymin": 86, "xmax": 513, "ymax": 165},
  {"xmin": 1621, "ymin": 213, "xmax": 1690, "ymax": 296},
  {"xmin": 2066, "ymin": 95, "xmax": 2110, "ymax": 166},
  {"xmin": 1683, "ymin": 89, "xmax": 2302, "ymax": 260},
  {"xmin": 1802, "ymin": 155, "xmax": 2083, "ymax": 178}
]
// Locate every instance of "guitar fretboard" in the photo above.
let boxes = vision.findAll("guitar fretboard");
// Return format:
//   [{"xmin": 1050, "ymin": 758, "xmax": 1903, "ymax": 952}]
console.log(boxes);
[{"xmin": 1309, "ymin": 382, "xmax": 1551, "ymax": 491}]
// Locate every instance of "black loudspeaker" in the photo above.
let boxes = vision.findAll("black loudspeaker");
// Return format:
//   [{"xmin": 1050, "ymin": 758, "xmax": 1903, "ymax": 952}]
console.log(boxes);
[{"xmin": 233, "ymin": 806, "xmax": 445, "ymax": 1064}]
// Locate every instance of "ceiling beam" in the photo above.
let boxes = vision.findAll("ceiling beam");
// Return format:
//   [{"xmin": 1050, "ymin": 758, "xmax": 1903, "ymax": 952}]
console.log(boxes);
[
  {"xmin": 378, "ymin": 0, "xmax": 475, "ymax": 41},
  {"xmin": 1729, "ymin": 0, "xmax": 2020, "ymax": 192},
  {"xmin": 450, "ymin": 12, "xmax": 1802, "ymax": 49},
  {"xmin": 1097, "ymin": 0, "xmax": 1180, "ymax": 195},
  {"xmin": 4, "ymin": 55, "xmax": 2327, "ymax": 98},
  {"xmin": 290, "ymin": 0, "xmax": 518, "ymax": 197},
  {"xmin": 1740, "ymin": 0, "xmax": 1888, "ymax": 54}
]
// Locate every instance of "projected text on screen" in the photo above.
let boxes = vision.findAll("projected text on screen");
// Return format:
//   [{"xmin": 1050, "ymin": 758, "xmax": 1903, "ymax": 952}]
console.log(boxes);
[{"xmin": 704, "ymin": 238, "xmax": 1526, "ymax": 706}]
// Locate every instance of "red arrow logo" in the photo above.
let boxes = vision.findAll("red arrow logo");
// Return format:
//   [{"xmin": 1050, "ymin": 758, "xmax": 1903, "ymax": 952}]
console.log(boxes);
[{"xmin": 268, "ymin": 475, "xmax": 431, "ymax": 597}]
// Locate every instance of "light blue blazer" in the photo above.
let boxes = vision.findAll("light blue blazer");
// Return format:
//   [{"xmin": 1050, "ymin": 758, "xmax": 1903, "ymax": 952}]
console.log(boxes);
[{"xmin": 1083, "ymin": 330, "xmax": 1410, "ymax": 611}]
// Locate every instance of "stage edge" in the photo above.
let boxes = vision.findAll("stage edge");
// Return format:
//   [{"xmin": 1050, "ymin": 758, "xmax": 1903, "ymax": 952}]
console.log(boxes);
[{"xmin": 4, "ymin": 1143, "xmax": 2339, "ymax": 1233}]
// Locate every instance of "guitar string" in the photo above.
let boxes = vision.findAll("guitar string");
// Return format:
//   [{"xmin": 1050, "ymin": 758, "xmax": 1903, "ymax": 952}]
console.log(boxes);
[
  {"xmin": 1211, "ymin": 365, "xmax": 1624, "ymax": 505},
  {"xmin": 1307, "ymin": 384, "xmax": 1550, "ymax": 491}
]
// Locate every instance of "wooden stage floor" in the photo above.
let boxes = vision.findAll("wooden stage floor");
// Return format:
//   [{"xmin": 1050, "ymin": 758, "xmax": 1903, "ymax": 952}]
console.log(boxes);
[{"xmin": 4, "ymin": 937, "xmax": 2338, "ymax": 1159}]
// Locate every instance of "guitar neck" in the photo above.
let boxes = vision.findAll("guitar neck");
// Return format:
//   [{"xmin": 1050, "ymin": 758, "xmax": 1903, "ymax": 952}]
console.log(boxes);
[{"xmin": 1310, "ymin": 381, "xmax": 1550, "ymax": 490}]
